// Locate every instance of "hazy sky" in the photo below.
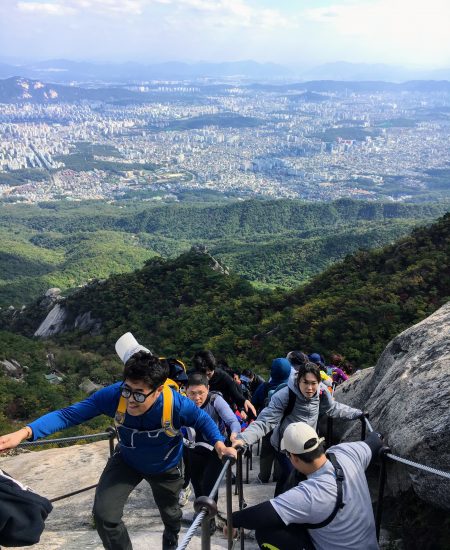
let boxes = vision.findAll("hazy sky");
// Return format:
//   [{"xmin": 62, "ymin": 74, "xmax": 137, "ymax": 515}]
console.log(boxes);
[{"xmin": 1, "ymin": 0, "xmax": 449, "ymax": 68}]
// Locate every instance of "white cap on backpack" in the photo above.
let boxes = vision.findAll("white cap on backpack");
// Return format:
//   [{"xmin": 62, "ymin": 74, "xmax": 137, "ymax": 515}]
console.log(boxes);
[
  {"xmin": 280, "ymin": 422, "xmax": 325, "ymax": 455},
  {"xmin": 115, "ymin": 332, "xmax": 152, "ymax": 365}
]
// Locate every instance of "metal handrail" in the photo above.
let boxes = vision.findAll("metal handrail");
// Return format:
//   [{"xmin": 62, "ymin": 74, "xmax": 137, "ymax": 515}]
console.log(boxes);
[
  {"xmin": 17, "ymin": 428, "xmax": 117, "ymax": 503},
  {"xmin": 18, "ymin": 429, "xmax": 115, "ymax": 448},
  {"xmin": 177, "ymin": 454, "xmax": 237, "ymax": 550}
]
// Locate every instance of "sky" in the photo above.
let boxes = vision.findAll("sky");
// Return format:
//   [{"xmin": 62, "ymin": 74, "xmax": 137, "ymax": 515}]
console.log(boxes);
[{"xmin": 0, "ymin": 0, "xmax": 449, "ymax": 69}]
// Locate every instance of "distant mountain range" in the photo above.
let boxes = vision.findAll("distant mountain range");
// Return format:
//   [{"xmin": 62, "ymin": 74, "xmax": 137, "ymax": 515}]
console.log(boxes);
[
  {"xmin": 0, "ymin": 59, "xmax": 291, "ymax": 83},
  {"xmin": 299, "ymin": 61, "xmax": 450, "ymax": 82},
  {"xmin": 0, "ymin": 59, "xmax": 449, "ymax": 84},
  {"xmin": 1, "ymin": 76, "xmax": 450, "ymax": 104}
]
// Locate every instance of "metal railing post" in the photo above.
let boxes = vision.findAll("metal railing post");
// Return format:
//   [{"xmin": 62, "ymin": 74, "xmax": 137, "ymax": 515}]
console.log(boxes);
[
  {"xmin": 375, "ymin": 447, "xmax": 390, "ymax": 541},
  {"xmin": 237, "ymin": 449, "xmax": 246, "ymax": 550},
  {"xmin": 226, "ymin": 465, "xmax": 233, "ymax": 550},
  {"xmin": 201, "ymin": 513, "xmax": 211, "ymax": 550},
  {"xmin": 106, "ymin": 426, "xmax": 116, "ymax": 457},
  {"xmin": 249, "ymin": 444, "xmax": 253, "ymax": 471},
  {"xmin": 235, "ymin": 451, "xmax": 241, "ymax": 496},
  {"xmin": 326, "ymin": 416, "xmax": 333, "ymax": 447},
  {"xmin": 360, "ymin": 415, "xmax": 367, "ymax": 441},
  {"xmin": 245, "ymin": 448, "xmax": 250, "ymax": 484}
]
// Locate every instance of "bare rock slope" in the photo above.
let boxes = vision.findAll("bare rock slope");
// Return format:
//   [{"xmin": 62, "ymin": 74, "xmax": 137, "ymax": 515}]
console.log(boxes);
[
  {"xmin": 334, "ymin": 301, "xmax": 450, "ymax": 509},
  {"xmin": 0, "ymin": 441, "xmax": 261, "ymax": 550}
]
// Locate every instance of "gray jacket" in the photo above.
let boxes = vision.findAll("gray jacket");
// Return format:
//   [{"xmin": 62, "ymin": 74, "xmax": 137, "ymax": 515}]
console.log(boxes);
[{"xmin": 240, "ymin": 375, "xmax": 362, "ymax": 450}]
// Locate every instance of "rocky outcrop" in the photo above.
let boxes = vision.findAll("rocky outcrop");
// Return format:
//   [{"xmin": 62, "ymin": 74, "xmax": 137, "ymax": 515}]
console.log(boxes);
[
  {"xmin": 79, "ymin": 378, "xmax": 104, "ymax": 395},
  {"xmin": 0, "ymin": 358, "xmax": 27, "ymax": 380},
  {"xmin": 334, "ymin": 301, "xmax": 450, "ymax": 510},
  {"xmin": 191, "ymin": 245, "xmax": 229, "ymax": 275},
  {"xmin": 74, "ymin": 311, "xmax": 102, "ymax": 333},
  {"xmin": 34, "ymin": 304, "xmax": 68, "ymax": 337}
]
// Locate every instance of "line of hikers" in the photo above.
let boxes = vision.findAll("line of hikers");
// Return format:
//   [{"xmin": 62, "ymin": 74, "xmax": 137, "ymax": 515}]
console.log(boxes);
[{"xmin": 0, "ymin": 332, "xmax": 382, "ymax": 550}]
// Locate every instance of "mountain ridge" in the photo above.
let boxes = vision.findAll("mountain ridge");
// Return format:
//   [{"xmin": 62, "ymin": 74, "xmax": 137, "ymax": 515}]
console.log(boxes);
[
  {"xmin": 1, "ymin": 75, "xmax": 450, "ymax": 103},
  {"xmin": 1, "ymin": 198, "xmax": 448, "ymax": 307}
]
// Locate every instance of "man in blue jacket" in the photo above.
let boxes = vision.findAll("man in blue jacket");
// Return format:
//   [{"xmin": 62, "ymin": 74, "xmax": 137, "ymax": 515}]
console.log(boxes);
[{"xmin": 0, "ymin": 333, "xmax": 236, "ymax": 550}]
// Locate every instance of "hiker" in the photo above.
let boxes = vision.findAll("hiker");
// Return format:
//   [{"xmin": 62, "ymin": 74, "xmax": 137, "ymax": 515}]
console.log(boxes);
[
  {"xmin": 191, "ymin": 350, "xmax": 257, "ymax": 418},
  {"xmin": 229, "ymin": 422, "xmax": 382, "ymax": 550},
  {"xmin": 252, "ymin": 358, "xmax": 291, "ymax": 484},
  {"xmin": 327, "ymin": 353, "xmax": 349, "ymax": 386},
  {"xmin": 308, "ymin": 352, "xmax": 333, "ymax": 390},
  {"xmin": 286, "ymin": 350, "xmax": 309, "ymax": 372},
  {"xmin": 183, "ymin": 373, "xmax": 241, "ymax": 534},
  {"xmin": 241, "ymin": 369, "xmax": 265, "ymax": 397},
  {"xmin": 0, "ymin": 333, "xmax": 236, "ymax": 550},
  {"xmin": 233, "ymin": 362, "xmax": 363, "ymax": 495}
]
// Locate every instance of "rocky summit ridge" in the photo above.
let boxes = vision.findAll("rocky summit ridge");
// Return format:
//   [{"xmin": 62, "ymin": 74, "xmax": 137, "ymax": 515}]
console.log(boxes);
[{"xmin": 334, "ymin": 301, "xmax": 450, "ymax": 510}]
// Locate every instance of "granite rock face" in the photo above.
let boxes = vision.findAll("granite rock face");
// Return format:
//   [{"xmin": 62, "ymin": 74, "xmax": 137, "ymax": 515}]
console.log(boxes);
[{"xmin": 334, "ymin": 301, "xmax": 450, "ymax": 509}]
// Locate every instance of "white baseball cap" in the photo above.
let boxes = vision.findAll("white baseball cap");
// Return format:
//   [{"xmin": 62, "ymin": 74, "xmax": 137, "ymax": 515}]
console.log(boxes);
[
  {"xmin": 280, "ymin": 422, "xmax": 325, "ymax": 454},
  {"xmin": 115, "ymin": 332, "xmax": 152, "ymax": 365}
]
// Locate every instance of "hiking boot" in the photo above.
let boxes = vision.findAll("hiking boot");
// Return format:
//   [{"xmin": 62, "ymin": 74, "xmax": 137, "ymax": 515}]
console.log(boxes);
[
  {"xmin": 178, "ymin": 484, "xmax": 192, "ymax": 507},
  {"xmin": 162, "ymin": 530, "xmax": 178, "ymax": 549}
]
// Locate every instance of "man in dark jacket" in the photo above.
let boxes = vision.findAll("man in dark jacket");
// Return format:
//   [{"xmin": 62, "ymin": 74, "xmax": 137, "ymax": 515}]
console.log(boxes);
[
  {"xmin": 241, "ymin": 369, "xmax": 265, "ymax": 398},
  {"xmin": 192, "ymin": 351, "xmax": 257, "ymax": 418},
  {"xmin": 251, "ymin": 358, "xmax": 292, "ymax": 483}
]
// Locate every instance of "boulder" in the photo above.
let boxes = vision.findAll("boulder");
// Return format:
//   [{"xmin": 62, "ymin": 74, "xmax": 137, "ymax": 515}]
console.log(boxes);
[
  {"xmin": 0, "ymin": 358, "xmax": 25, "ymax": 379},
  {"xmin": 79, "ymin": 378, "xmax": 104, "ymax": 395},
  {"xmin": 334, "ymin": 301, "xmax": 450, "ymax": 510}
]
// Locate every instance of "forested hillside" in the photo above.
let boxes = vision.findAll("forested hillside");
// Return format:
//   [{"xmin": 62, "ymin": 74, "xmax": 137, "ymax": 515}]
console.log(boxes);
[
  {"xmin": 1, "ymin": 198, "xmax": 448, "ymax": 305},
  {"xmin": 1, "ymin": 212, "xmax": 449, "ymax": 436}
]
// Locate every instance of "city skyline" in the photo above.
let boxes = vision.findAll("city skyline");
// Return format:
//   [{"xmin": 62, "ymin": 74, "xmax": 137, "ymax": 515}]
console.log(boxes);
[{"xmin": 1, "ymin": 0, "xmax": 449, "ymax": 71}]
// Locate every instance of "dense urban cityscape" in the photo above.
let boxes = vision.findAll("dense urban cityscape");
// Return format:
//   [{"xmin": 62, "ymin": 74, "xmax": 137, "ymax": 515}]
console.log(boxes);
[{"xmin": 0, "ymin": 80, "xmax": 449, "ymax": 203}]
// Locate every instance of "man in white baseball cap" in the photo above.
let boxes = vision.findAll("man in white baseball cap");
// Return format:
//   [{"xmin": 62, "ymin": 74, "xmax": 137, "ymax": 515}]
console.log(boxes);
[{"xmin": 229, "ymin": 421, "xmax": 383, "ymax": 550}]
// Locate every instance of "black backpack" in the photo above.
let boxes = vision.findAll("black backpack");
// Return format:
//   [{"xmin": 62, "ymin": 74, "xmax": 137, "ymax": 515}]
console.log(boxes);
[{"xmin": 0, "ymin": 469, "xmax": 53, "ymax": 546}]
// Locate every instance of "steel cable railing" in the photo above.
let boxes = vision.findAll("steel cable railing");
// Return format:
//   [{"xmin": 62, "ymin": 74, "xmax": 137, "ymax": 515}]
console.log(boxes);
[
  {"xmin": 11, "ymin": 413, "xmax": 449, "ymax": 549},
  {"xmin": 17, "ymin": 427, "xmax": 116, "ymax": 503},
  {"xmin": 177, "ymin": 454, "xmax": 238, "ymax": 550}
]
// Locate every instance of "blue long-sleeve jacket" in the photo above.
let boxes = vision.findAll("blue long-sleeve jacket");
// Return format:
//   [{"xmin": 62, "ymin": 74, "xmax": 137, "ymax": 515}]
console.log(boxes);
[{"xmin": 28, "ymin": 382, "xmax": 225, "ymax": 475}]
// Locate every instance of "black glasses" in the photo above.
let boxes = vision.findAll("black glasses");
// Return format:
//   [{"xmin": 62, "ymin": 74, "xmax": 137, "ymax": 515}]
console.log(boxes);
[{"xmin": 121, "ymin": 385, "xmax": 156, "ymax": 403}]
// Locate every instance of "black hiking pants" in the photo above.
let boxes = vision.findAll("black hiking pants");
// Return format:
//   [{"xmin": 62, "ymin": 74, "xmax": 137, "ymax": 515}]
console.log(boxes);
[
  {"xmin": 232, "ymin": 501, "xmax": 314, "ymax": 550},
  {"xmin": 93, "ymin": 452, "xmax": 183, "ymax": 550},
  {"xmin": 188, "ymin": 446, "xmax": 223, "ymax": 501},
  {"xmin": 255, "ymin": 524, "xmax": 315, "ymax": 550},
  {"xmin": 259, "ymin": 432, "xmax": 283, "ymax": 483}
]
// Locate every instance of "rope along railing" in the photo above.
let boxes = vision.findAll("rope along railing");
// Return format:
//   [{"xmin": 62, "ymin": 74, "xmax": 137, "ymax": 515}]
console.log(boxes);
[
  {"xmin": 177, "ymin": 452, "xmax": 242, "ymax": 550},
  {"xmin": 384, "ymin": 453, "xmax": 450, "ymax": 479},
  {"xmin": 17, "ymin": 427, "xmax": 116, "ymax": 503}
]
